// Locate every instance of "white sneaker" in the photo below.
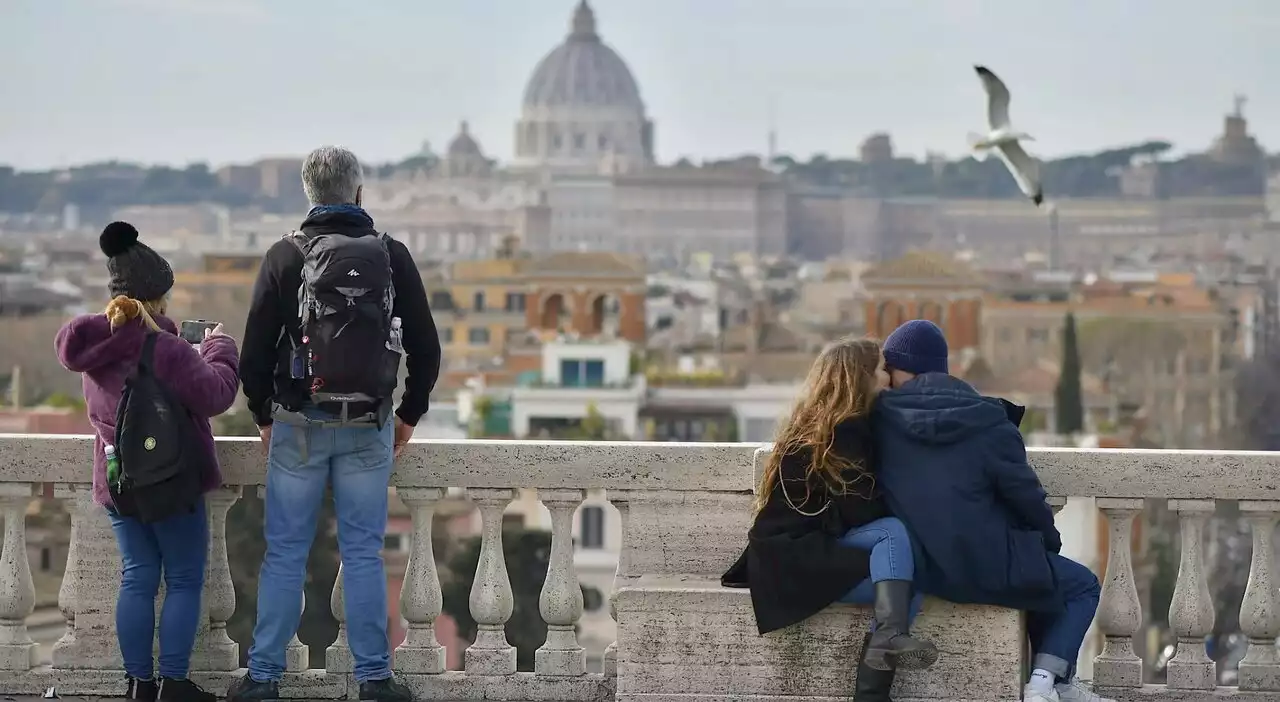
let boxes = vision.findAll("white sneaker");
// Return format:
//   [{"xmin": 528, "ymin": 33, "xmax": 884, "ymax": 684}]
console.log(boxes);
[
  {"xmin": 1022, "ymin": 684, "xmax": 1059, "ymax": 702},
  {"xmin": 1055, "ymin": 679, "xmax": 1115, "ymax": 702}
]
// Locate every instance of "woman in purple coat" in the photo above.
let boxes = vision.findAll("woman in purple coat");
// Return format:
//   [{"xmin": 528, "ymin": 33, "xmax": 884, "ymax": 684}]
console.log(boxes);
[{"xmin": 55, "ymin": 222, "xmax": 239, "ymax": 702}]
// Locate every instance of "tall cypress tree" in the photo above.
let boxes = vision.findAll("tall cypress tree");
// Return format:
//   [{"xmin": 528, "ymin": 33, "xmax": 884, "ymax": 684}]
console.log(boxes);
[{"xmin": 1055, "ymin": 312, "xmax": 1085, "ymax": 435}]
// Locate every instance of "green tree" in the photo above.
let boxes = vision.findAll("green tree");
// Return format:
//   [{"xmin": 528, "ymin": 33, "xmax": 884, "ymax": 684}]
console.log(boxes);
[
  {"xmin": 577, "ymin": 403, "xmax": 607, "ymax": 440},
  {"xmin": 469, "ymin": 396, "xmax": 494, "ymax": 439},
  {"xmin": 441, "ymin": 528, "xmax": 585, "ymax": 672},
  {"xmin": 213, "ymin": 409, "xmax": 259, "ymax": 437},
  {"xmin": 1054, "ymin": 312, "xmax": 1085, "ymax": 435},
  {"xmin": 40, "ymin": 392, "xmax": 86, "ymax": 411}
]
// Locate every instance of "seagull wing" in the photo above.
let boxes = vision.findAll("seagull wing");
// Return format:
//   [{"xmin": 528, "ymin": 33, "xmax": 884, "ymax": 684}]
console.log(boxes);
[
  {"xmin": 995, "ymin": 141, "xmax": 1043, "ymax": 205},
  {"xmin": 974, "ymin": 65, "xmax": 1012, "ymax": 130}
]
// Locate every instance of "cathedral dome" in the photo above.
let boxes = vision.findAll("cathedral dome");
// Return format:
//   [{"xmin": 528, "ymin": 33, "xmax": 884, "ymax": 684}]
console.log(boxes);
[
  {"xmin": 447, "ymin": 120, "xmax": 483, "ymax": 158},
  {"xmin": 522, "ymin": 1, "xmax": 644, "ymax": 112},
  {"xmin": 514, "ymin": 1, "xmax": 654, "ymax": 173}
]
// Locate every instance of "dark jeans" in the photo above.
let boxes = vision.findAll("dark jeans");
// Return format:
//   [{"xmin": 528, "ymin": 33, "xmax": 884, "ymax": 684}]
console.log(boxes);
[
  {"xmin": 108, "ymin": 499, "xmax": 209, "ymax": 680},
  {"xmin": 836, "ymin": 516, "xmax": 925, "ymax": 628},
  {"xmin": 1028, "ymin": 553, "xmax": 1101, "ymax": 680}
]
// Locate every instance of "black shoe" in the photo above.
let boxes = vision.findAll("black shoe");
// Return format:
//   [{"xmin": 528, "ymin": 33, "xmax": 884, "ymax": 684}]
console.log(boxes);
[
  {"xmin": 158, "ymin": 677, "xmax": 216, "ymax": 702},
  {"xmin": 226, "ymin": 674, "xmax": 280, "ymax": 702},
  {"xmin": 854, "ymin": 633, "xmax": 895, "ymax": 702},
  {"xmin": 126, "ymin": 677, "xmax": 158, "ymax": 702},
  {"xmin": 359, "ymin": 676, "xmax": 413, "ymax": 702},
  {"xmin": 864, "ymin": 580, "xmax": 938, "ymax": 671}
]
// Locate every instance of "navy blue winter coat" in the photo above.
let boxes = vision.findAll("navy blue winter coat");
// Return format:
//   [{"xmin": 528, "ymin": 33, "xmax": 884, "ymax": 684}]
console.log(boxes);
[{"xmin": 873, "ymin": 373, "xmax": 1065, "ymax": 613}]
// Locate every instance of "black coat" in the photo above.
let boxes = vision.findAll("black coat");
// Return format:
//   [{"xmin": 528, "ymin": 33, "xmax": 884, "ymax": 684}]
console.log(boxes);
[{"xmin": 722, "ymin": 417, "xmax": 889, "ymax": 634}]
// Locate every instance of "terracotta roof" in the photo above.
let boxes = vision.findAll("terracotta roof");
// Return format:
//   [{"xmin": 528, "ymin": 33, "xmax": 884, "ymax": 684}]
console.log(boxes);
[
  {"xmin": 968, "ymin": 358, "xmax": 1106, "ymax": 399},
  {"xmin": 521, "ymin": 251, "xmax": 645, "ymax": 277},
  {"xmin": 862, "ymin": 251, "xmax": 983, "ymax": 285}
]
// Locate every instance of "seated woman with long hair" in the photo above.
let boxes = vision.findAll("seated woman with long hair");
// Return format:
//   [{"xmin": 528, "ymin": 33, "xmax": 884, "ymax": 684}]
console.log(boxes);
[{"xmin": 723, "ymin": 337, "xmax": 935, "ymax": 702}]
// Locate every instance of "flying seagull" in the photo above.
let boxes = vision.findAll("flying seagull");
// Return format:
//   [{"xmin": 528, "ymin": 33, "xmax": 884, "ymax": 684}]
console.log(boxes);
[{"xmin": 969, "ymin": 65, "xmax": 1043, "ymax": 206}]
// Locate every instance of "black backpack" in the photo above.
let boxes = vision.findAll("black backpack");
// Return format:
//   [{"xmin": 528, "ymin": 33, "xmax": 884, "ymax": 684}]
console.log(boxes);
[
  {"xmin": 111, "ymin": 332, "xmax": 204, "ymax": 523},
  {"xmin": 287, "ymin": 230, "xmax": 401, "ymax": 423}
]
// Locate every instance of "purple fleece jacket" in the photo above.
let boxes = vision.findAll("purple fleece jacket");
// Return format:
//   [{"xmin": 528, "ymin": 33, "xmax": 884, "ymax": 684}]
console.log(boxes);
[{"xmin": 54, "ymin": 314, "xmax": 240, "ymax": 508}]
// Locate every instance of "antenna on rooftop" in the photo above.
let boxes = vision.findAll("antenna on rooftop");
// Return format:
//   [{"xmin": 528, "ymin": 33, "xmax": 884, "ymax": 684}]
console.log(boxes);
[{"xmin": 766, "ymin": 97, "xmax": 778, "ymax": 163}]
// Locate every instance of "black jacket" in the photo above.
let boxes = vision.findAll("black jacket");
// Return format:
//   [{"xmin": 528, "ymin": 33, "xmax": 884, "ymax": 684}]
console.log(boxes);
[
  {"xmin": 722, "ymin": 416, "xmax": 888, "ymax": 634},
  {"xmin": 240, "ymin": 209, "xmax": 442, "ymax": 427}
]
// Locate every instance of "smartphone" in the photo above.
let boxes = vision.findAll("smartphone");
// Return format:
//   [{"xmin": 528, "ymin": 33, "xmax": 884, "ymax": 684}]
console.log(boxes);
[{"xmin": 179, "ymin": 320, "xmax": 218, "ymax": 344}]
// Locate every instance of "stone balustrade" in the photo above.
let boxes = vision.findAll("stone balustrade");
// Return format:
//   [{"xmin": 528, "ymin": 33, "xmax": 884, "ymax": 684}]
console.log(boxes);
[{"xmin": 0, "ymin": 435, "xmax": 1273, "ymax": 701}]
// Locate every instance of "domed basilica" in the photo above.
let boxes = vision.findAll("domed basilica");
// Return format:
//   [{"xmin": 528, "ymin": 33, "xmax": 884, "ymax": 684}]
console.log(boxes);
[{"xmin": 512, "ymin": 1, "xmax": 655, "ymax": 174}]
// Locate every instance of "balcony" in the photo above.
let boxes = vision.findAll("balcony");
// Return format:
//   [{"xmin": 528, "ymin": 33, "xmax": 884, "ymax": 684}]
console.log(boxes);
[{"xmin": 0, "ymin": 435, "xmax": 1275, "ymax": 700}]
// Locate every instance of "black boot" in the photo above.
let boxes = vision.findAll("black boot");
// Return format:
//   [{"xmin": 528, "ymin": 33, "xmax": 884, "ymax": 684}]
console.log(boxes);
[
  {"xmin": 157, "ymin": 677, "xmax": 216, "ymax": 702},
  {"xmin": 358, "ymin": 676, "xmax": 413, "ymax": 702},
  {"xmin": 225, "ymin": 674, "xmax": 280, "ymax": 702},
  {"xmin": 125, "ymin": 676, "xmax": 158, "ymax": 702},
  {"xmin": 863, "ymin": 580, "xmax": 938, "ymax": 671},
  {"xmin": 854, "ymin": 632, "xmax": 896, "ymax": 701}
]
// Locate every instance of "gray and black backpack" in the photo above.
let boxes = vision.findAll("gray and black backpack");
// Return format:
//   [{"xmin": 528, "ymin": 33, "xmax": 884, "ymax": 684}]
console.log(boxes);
[{"xmin": 287, "ymin": 230, "xmax": 402, "ymax": 423}]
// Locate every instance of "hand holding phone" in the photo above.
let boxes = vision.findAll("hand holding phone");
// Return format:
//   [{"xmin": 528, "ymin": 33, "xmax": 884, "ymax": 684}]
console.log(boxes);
[{"xmin": 179, "ymin": 320, "xmax": 219, "ymax": 344}]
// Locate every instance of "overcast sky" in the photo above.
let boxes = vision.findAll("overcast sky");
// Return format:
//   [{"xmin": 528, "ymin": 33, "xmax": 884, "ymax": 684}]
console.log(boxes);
[{"xmin": 2, "ymin": 0, "xmax": 1276, "ymax": 170}]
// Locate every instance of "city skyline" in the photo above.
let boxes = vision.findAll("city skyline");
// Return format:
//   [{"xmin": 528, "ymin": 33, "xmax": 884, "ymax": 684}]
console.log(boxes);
[{"xmin": 2, "ymin": 0, "xmax": 1277, "ymax": 170}]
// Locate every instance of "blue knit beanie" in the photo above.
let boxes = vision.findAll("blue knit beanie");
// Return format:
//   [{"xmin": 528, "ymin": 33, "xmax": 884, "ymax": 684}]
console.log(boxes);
[{"xmin": 882, "ymin": 319, "xmax": 949, "ymax": 375}]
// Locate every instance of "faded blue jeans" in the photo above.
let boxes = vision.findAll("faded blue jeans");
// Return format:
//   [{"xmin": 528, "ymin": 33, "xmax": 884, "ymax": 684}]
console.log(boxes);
[
  {"xmin": 109, "ymin": 498, "xmax": 208, "ymax": 680},
  {"xmin": 247, "ymin": 410, "xmax": 395, "ymax": 683},
  {"xmin": 1028, "ymin": 553, "xmax": 1102, "ymax": 682},
  {"xmin": 837, "ymin": 516, "xmax": 925, "ymax": 628}
]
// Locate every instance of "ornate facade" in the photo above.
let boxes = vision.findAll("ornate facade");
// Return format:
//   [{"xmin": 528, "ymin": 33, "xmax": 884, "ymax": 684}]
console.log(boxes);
[{"xmin": 861, "ymin": 251, "xmax": 983, "ymax": 349}]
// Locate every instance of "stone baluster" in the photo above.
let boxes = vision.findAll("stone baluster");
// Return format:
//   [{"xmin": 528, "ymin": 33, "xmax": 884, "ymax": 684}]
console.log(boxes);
[
  {"xmin": 1238, "ymin": 500, "xmax": 1280, "ymax": 691},
  {"xmin": 51, "ymin": 484, "xmax": 87, "ymax": 666},
  {"xmin": 192, "ymin": 486, "xmax": 240, "ymax": 672},
  {"xmin": 603, "ymin": 490, "xmax": 632, "ymax": 678},
  {"xmin": 394, "ymin": 488, "xmax": 446, "ymax": 674},
  {"xmin": 0, "ymin": 484, "xmax": 36, "ymax": 670},
  {"xmin": 536, "ymin": 490, "xmax": 586, "ymax": 677},
  {"xmin": 465, "ymin": 488, "xmax": 517, "ymax": 675},
  {"xmin": 286, "ymin": 591, "xmax": 309, "ymax": 672},
  {"xmin": 1093, "ymin": 498, "xmax": 1144, "ymax": 688},
  {"xmin": 326, "ymin": 564, "xmax": 353, "ymax": 673},
  {"xmin": 1166, "ymin": 499, "xmax": 1216, "ymax": 690}
]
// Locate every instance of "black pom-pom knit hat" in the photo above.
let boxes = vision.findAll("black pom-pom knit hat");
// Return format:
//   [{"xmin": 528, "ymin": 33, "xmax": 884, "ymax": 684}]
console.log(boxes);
[{"xmin": 99, "ymin": 221, "xmax": 175, "ymax": 301}]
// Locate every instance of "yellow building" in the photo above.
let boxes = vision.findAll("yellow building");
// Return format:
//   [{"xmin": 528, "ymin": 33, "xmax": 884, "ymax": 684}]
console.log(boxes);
[{"xmin": 168, "ymin": 254, "xmax": 262, "ymax": 341}]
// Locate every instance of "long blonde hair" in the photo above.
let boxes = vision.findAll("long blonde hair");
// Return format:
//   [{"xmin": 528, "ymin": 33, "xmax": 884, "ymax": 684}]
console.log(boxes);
[
  {"xmin": 104, "ymin": 295, "xmax": 167, "ymax": 333},
  {"xmin": 755, "ymin": 336, "xmax": 882, "ymax": 513}
]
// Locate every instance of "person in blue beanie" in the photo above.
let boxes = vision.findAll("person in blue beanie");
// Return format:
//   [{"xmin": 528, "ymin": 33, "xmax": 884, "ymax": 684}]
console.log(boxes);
[{"xmin": 873, "ymin": 319, "xmax": 1113, "ymax": 702}]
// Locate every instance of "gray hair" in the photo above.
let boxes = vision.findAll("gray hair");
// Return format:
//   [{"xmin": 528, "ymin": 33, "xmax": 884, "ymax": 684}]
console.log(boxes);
[{"xmin": 301, "ymin": 146, "xmax": 364, "ymax": 205}]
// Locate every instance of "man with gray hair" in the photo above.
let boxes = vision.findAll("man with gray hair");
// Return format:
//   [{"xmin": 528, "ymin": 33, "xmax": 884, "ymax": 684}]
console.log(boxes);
[{"xmin": 232, "ymin": 146, "xmax": 439, "ymax": 702}]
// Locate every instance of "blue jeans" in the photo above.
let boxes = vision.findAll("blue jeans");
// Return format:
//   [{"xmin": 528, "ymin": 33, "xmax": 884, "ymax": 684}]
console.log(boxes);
[
  {"xmin": 1028, "ymin": 553, "xmax": 1101, "ymax": 681},
  {"xmin": 108, "ymin": 499, "xmax": 209, "ymax": 680},
  {"xmin": 247, "ymin": 413, "xmax": 395, "ymax": 683},
  {"xmin": 836, "ymin": 516, "xmax": 925, "ymax": 627}
]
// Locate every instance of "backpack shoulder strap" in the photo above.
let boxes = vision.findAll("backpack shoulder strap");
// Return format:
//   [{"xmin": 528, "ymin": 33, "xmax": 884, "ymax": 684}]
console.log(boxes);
[
  {"xmin": 138, "ymin": 332, "xmax": 159, "ymax": 373},
  {"xmin": 285, "ymin": 229, "xmax": 310, "ymax": 255}
]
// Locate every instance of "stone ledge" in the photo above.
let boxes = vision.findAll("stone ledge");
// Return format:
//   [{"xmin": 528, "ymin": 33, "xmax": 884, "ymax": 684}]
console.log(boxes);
[
  {"xmin": 1097, "ymin": 685, "xmax": 1280, "ymax": 700},
  {"xmin": 613, "ymin": 576, "xmax": 1025, "ymax": 701},
  {"xmin": 0, "ymin": 668, "xmax": 346, "ymax": 698},
  {"xmin": 0, "ymin": 668, "xmax": 615, "ymax": 701},
  {"xmin": 398, "ymin": 671, "xmax": 614, "ymax": 701}
]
